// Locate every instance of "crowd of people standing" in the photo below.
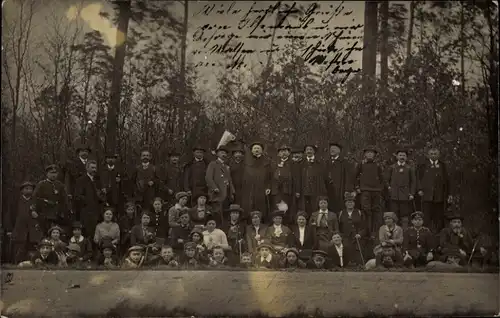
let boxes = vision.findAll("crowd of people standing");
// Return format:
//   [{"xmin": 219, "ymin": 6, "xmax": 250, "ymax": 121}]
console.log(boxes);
[{"xmin": 2, "ymin": 140, "xmax": 496, "ymax": 271}]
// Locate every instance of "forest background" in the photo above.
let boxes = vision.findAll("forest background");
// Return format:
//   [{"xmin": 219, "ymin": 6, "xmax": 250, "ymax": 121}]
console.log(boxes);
[{"xmin": 1, "ymin": 0, "xmax": 498, "ymax": 242}]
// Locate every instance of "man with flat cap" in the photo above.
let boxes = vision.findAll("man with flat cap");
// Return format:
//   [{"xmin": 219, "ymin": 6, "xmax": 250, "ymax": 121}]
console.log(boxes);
[
  {"xmin": 184, "ymin": 145, "xmax": 209, "ymax": 205},
  {"xmin": 271, "ymin": 145, "xmax": 294, "ymax": 224},
  {"xmin": 325, "ymin": 141, "xmax": 355, "ymax": 214},
  {"xmin": 241, "ymin": 141, "xmax": 272, "ymax": 222},
  {"xmin": 206, "ymin": 146, "xmax": 235, "ymax": 220},
  {"xmin": 34, "ymin": 165, "xmax": 69, "ymax": 232},
  {"xmin": 159, "ymin": 150, "xmax": 183, "ymax": 207},
  {"xmin": 100, "ymin": 151, "xmax": 127, "ymax": 217}
]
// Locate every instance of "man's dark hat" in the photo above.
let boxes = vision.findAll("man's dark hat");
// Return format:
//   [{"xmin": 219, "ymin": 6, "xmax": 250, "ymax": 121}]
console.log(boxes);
[
  {"xmin": 193, "ymin": 145, "xmax": 206, "ymax": 152},
  {"xmin": 169, "ymin": 150, "xmax": 181, "ymax": 156},
  {"xmin": 363, "ymin": 145, "xmax": 378, "ymax": 154},
  {"xmin": 411, "ymin": 211, "xmax": 424, "ymax": 220},
  {"xmin": 303, "ymin": 144, "xmax": 318, "ymax": 152},
  {"xmin": 20, "ymin": 181, "xmax": 35, "ymax": 190},
  {"xmin": 277, "ymin": 145, "xmax": 291, "ymax": 151},
  {"xmin": 194, "ymin": 193, "xmax": 208, "ymax": 202},
  {"xmin": 216, "ymin": 146, "xmax": 229, "ymax": 153},
  {"xmin": 271, "ymin": 210, "xmax": 285, "ymax": 219},
  {"xmin": 226, "ymin": 204, "xmax": 243, "ymax": 213},
  {"xmin": 75, "ymin": 143, "xmax": 91, "ymax": 153},
  {"xmin": 329, "ymin": 142, "xmax": 343, "ymax": 149},
  {"xmin": 312, "ymin": 250, "xmax": 328, "ymax": 258},
  {"xmin": 45, "ymin": 164, "xmax": 58, "ymax": 172},
  {"xmin": 395, "ymin": 147, "xmax": 408, "ymax": 155},
  {"xmin": 250, "ymin": 141, "xmax": 265, "ymax": 149},
  {"xmin": 291, "ymin": 146, "xmax": 304, "ymax": 154},
  {"xmin": 447, "ymin": 213, "xmax": 464, "ymax": 221},
  {"xmin": 232, "ymin": 148, "xmax": 244, "ymax": 154},
  {"xmin": 72, "ymin": 221, "xmax": 83, "ymax": 229},
  {"xmin": 105, "ymin": 151, "xmax": 118, "ymax": 158}
]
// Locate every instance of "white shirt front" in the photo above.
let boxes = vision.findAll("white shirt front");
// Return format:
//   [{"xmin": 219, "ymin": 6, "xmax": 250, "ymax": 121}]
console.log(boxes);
[
  {"xmin": 298, "ymin": 226, "xmax": 305, "ymax": 245},
  {"xmin": 273, "ymin": 224, "xmax": 283, "ymax": 236},
  {"xmin": 260, "ymin": 254, "xmax": 273, "ymax": 263},
  {"xmin": 335, "ymin": 244, "xmax": 344, "ymax": 267}
]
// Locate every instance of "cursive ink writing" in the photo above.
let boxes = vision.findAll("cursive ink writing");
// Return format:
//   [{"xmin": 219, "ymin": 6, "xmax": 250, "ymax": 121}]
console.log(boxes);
[{"xmin": 191, "ymin": 1, "xmax": 364, "ymax": 82}]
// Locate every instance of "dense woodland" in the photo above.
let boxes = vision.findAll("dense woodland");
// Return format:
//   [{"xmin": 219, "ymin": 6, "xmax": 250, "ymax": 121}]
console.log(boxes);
[{"xmin": 1, "ymin": 1, "xmax": 498, "ymax": 239}]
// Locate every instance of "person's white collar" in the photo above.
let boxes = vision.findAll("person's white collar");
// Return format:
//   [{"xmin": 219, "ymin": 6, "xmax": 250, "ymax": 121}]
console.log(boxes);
[{"xmin": 261, "ymin": 254, "xmax": 272, "ymax": 263}]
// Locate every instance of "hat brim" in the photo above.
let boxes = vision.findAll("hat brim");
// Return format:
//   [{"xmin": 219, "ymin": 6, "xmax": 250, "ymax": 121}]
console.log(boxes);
[
  {"xmin": 256, "ymin": 244, "xmax": 274, "ymax": 251},
  {"xmin": 363, "ymin": 148, "xmax": 377, "ymax": 153},
  {"xmin": 227, "ymin": 208, "xmax": 243, "ymax": 213},
  {"xmin": 20, "ymin": 183, "xmax": 35, "ymax": 190}
]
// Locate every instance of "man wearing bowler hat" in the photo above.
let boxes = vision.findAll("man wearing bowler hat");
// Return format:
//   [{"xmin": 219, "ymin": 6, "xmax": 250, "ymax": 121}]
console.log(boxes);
[
  {"xmin": 229, "ymin": 147, "xmax": 245, "ymax": 205},
  {"xmin": 184, "ymin": 145, "xmax": 209, "ymax": 205},
  {"xmin": 325, "ymin": 141, "xmax": 355, "ymax": 214},
  {"xmin": 271, "ymin": 145, "xmax": 294, "ymax": 224},
  {"xmin": 206, "ymin": 146, "xmax": 235, "ymax": 220},
  {"xmin": 100, "ymin": 151, "xmax": 127, "ymax": 217},
  {"xmin": 159, "ymin": 150, "xmax": 183, "ymax": 207},
  {"xmin": 297, "ymin": 144, "xmax": 327, "ymax": 216},
  {"xmin": 63, "ymin": 142, "xmax": 92, "ymax": 199}
]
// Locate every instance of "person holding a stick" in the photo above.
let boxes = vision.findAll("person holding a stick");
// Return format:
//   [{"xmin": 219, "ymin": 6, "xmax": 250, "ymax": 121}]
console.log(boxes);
[{"xmin": 338, "ymin": 193, "xmax": 368, "ymax": 265}]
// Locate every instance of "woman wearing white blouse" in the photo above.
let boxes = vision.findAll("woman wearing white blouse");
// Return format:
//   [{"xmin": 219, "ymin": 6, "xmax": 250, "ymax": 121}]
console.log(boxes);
[{"xmin": 202, "ymin": 218, "xmax": 230, "ymax": 251}]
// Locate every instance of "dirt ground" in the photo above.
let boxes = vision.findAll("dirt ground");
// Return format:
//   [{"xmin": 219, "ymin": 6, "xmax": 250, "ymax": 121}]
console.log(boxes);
[{"xmin": 0, "ymin": 270, "xmax": 498, "ymax": 317}]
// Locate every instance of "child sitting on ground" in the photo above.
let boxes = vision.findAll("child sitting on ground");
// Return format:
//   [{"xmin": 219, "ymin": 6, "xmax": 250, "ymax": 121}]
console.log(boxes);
[
  {"xmin": 25, "ymin": 239, "xmax": 59, "ymax": 268},
  {"xmin": 279, "ymin": 247, "xmax": 306, "ymax": 269},
  {"xmin": 121, "ymin": 245, "xmax": 145, "ymax": 269},
  {"xmin": 153, "ymin": 245, "xmax": 179, "ymax": 268},
  {"xmin": 208, "ymin": 245, "xmax": 229, "ymax": 268},
  {"xmin": 97, "ymin": 240, "xmax": 119, "ymax": 269},
  {"xmin": 254, "ymin": 240, "xmax": 278, "ymax": 270},
  {"xmin": 239, "ymin": 252, "xmax": 253, "ymax": 269},
  {"xmin": 307, "ymin": 250, "xmax": 331, "ymax": 270},
  {"xmin": 180, "ymin": 242, "xmax": 201, "ymax": 269}
]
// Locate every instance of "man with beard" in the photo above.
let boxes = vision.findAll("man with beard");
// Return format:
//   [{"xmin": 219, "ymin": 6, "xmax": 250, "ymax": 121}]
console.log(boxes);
[
  {"xmin": 437, "ymin": 213, "xmax": 487, "ymax": 267},
  {"xmin": 63, "ymin": 143, "xmax": 92, "ymax": 202},
  {"xmin": 74, "ymin": 160, "xmax": 105, "ymax": 238},
  {"xmin": 34, "ymin": 165, "xmax": 69, "ymax": 233},
  {"xmin": 325, "ymin": 142, "xmax": 355, "ymax": 214},
  {"xmin": 160, "ymin": 150, "xmax": 183, "ymax": 207},
  {"xmin": 206, "ymin": 147, "xmax": 235, "ymax": 221},
  {"xmin": 100, "ymin": 152, "xmax": 127, "ymax": 218},
  {"xmin": 230, "ymin": 148, "xmax": 245, "ymax": 205},
  {"xmin": 184, "ymin": 146, "xmax": 209, "ymax": 206},
  {"xmin": 355, "ymin": 146, "xmax": 385, "ymax": 236},
  {"xmin": 298, "ymin": 144, "xmax": 327, "ymax": 216},
  {"xmin": 241, "ymin": 142, "xmax": 272, "ymax": 223},
  {"xmin": 417, "ymin": 147, "xmax": 453, "ymax": 233},
  {"xmin": 271, "ymin": 145, "xmax": 294, "ymax": 224},
  {"xmin": 131, "ymin": 149, "xmax": 160, "ymax": 211}
]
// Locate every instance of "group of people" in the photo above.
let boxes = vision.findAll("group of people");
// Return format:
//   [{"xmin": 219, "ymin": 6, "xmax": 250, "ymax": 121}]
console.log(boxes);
[{"xmin": 3, "ymin": 141, "xmax": 497, "ymax": 271}]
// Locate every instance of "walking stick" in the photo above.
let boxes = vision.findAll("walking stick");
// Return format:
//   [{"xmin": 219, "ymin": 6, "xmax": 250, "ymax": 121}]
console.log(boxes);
[
  {"xmin": 467, "ymin": 239, "xmax": 479, "ymax": 266},
  {"xmin": 266, "ymin": 195, "xmax": 271, "ymax": 222},
  {"xmin": 355, "ymin": 236, "xmax": 365, "ymax": 265}
]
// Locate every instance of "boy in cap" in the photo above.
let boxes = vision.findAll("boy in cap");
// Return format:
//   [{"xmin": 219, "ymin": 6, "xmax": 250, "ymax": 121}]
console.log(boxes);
[
  {"xmin": 229, "ymin": 147, "xmax": 245, "ymax": 205},
  {"xmin": 170, "ymin": 210, "xmax": 194, "ymax": 253},
  {"xmin": 63, "ymin": 243, "xmax": 85, "ymax": 268},
  {"xmin": 34, "ymin": 164, "xmax": 69, "ymax": 231},
  {"xmin": 205, "ymin": 146, "xmax": 235, "ymax": 220},
  {"xmin": 241, "ymin": 141, "xmax": 272, "ymax": 222},
  {"xmin": 96, "ymin": 239, "xmax": 119, "ymax": 269},
  {"xmin": 264, "ymin": 210, "xmax": 292, "ymax": 252},
  {"xmin": 131, "ymin": 149, "xmax": 160, "ymax": 211},
  {"xmin": 69, "ymin": 221, "xmax": 93, "ymax": 263},
  {"xmin": 298, "ymin": 144, "xmax": 327, "ymax": 215},
  {"xmin": 403, "ymin": 211, "xmax": 435, "ymax": 268},
  {"xmin": 153, "ymin": 245, "xmax": 179, "ymax": 268},
  {"xmin": 355, "ymin": 146, "xmax": 385, "ymax": 235},
  {"xmin": 122, "ymin": 245, "xmax": 145, "ymax": 269},
  {"xmin": 385, "ymin": 148, "xmax": 416, "ymax": 229},
  {"xmin": 208, "ymin": 245, "xmax": 230, "ymax": 268},
  {"xmin": 100, "ymin": 151, "xmax": 127, "ymax": 217},
  {"xmin": 168, "ymin": 191, "xmax": 190, "ymax": 229},
  {"xmin": 307, "ymin": 250, "xmax": 331, "ymax": 270},
  {"xmin": 11, "ymin": 181, "xmax": 44, "ymax": 263},
  {"xmin": 254, "ymin": 240, "xmax": 278, "ymax": 269},
  {"xmin": 271, "ymin": 145, "xmax": 294, "ymax": 223},
  {"xmin": 184, "ymin": 145, "xmax": 209, "ymax": 205},
  {"xmin": 180, "ymin": 241, "xmax": 202, "ymax": 269},
  {"xmin": 30, "ymin": 239, "xmax": 59, "ymax": 268},
  {"xmin": 325, "ymin": 142, "xmax": 355, "ymax": 214},
  {"xmin": 374, "ymin": 241, "xmax": 404, "ymax": 269}
]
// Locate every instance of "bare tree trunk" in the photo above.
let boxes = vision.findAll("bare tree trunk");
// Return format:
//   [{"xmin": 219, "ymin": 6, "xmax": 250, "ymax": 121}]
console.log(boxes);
[
  {"xmin": 459, "ymin": 2, "xmax": 465, "ymax": 96},
  {"xmin": 106, "ymin": 0, "xmax": 131, "ymax": 153},
  {"xmin": 380, "ymin": 1, "xmax": 389, "ymax": 89},
  {"xmin": 362, "ymin": 0, "xmax": 378, "ymax": 143},
  {"xmin": 178, "ymin": 0, "xmax": 189, "ymax": 140},
  {"xmin": 406, "ymin": 1, "xmax": 416, "ymax": 63}
]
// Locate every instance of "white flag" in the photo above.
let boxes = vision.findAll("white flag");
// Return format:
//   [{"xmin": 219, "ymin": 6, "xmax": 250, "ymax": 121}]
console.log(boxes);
[{"xmin": 217, "ymin": 130, "xmax": 236, "ymax": 149}]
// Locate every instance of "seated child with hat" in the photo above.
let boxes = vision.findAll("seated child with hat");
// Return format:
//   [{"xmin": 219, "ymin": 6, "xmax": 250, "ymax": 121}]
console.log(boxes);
[
  {"xmin": 121, "ymin": 245, "xmax": 146, "ymax": 269},
  {"xmin": 26, "ymin": 239, "xmax": 60, "ymax": 268},
  {"xmin": 254, "ymin": 240, "xmax": 279, "ymax": 269},
  {"xmin": 208, "ymin": 245, "xmax": 230, "ymax": 268},
  {"xmin": 307, "ymin": 250, "xmax": 331, "ymax": 270},
  {"xmin": 279, "ymin": 247, "xmax": 306, "ymax": 269},
  {"xmin": 179, "ymin": 242, "xmax": 202, "ymax": 269},
  {"xmin": 97, "ymin": 238, "xmax": 119, "ymax": 269},
  {"xmin": 69, "ymin": 221, "xmax": 93, "ymax": 263},
  {"xmin": 152, "ymin": 245, "xmax": 179, "ymax": 268}
]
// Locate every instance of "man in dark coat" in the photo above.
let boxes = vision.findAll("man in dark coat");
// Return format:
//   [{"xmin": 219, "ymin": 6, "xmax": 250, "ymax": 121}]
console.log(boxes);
[
  {"xmin": 290, "ymin": 146, "xmax": 304, "ymax": 216},
  {"xmin": 11, "ymin": 182, "xmax": 44, "ymax": 263},
  {"xmin": 229, "ymin": 148, "xmax": 245, "ymax": 205},
  {"xmin": 297, "ymin": 144, "xmax": 327, "ymax": 216},
  {"xmin": 355, "ymin": 146, "xmax": 385, "ymax": 235},
  {"xmin": 325, "ymin": 142, "xmax": 354, "ymax": 214},
  {"xmin": 160, "ymin": 151, "xmax": 183, "ymax": 207},
  {"xmin": 205, "ymin": 147, "xmax": 235, "ymax": 220},
  {"xmin": 34, "ymin": 165, "xmax": 69, "ymax": 232},
  {"xmin": 100, "ymin": 152, "xmax": 127, "ymax": 218},
  {"xmin": 240, "ymin": 142, "xmax": 272, "ymax": 222},
  {"xmin": 271, "ymin": 145, "xmax": 294, "ymax": 224},
  {"xmin": 131, "ymin": 149, "xmax": 160, "ymax": 211},
  {"xmin": 385, "ymin": 148, "xmax": 416, "ymax": 228},
  {"xmin": 74, "ymin": 160, "xmax": 105, "ymax": 238},
  {"xmin": 417, "ymin": 147, "xmax": 453, "ymax": 233},
  {"xmin": 184, "ymin": 146, "xmax": 209, "ymax": 206},
  {"xmin": 63, "ymin": 143, "xmax": 92, "ymax": 202}
]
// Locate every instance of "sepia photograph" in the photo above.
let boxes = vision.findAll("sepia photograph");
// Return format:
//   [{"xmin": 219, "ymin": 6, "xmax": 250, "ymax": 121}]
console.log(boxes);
[{"xmin": 0, "ymin": 0, "xmax": 498, "ymax": 316}]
